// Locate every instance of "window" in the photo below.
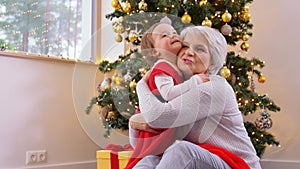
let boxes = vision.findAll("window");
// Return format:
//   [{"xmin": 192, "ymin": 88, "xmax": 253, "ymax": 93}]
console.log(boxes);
[{"xmin": 0, "ymin": 0, "xmax": 93, "ymax": 61}]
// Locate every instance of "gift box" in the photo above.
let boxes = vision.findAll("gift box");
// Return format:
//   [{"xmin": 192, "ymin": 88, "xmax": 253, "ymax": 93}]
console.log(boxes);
[{"xmin": 97, "ymin": 150, "xmax": 133, "ymax": 169}]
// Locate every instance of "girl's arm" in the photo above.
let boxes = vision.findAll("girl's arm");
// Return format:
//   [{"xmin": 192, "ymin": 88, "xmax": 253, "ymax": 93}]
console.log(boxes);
[{"xmin": 155, "ymin": 74, "xmax": 204, "ymax": 101}]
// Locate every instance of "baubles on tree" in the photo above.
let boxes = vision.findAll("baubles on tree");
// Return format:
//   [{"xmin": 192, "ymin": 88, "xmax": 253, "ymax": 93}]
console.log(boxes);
[
  {"xmin": 221, "ymin": 24, "xmax": 232, "ymax": 36},
  {"xmin": 255, "ymin": 111, "xmax": 273, "ymax": 130},
  {"xmin": 97, "ymin": 76, "xmax": 112, "ymax": 92},
  {"xmin": 181, "ymin": 12, "xmax": 192, "ymax": 24},
  {"xmin": 220, "ymin": 66, "xmax": 231, "ymax": 79}
]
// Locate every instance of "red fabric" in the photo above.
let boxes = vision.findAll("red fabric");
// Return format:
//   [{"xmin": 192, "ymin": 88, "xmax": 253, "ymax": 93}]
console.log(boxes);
[
  {"xmin": 104, "ymin": 144, "xmax": 134, "ymax": 169},
  {"xmin": 200, "ymin": 144, "xmax": 250, "ymax": 169},
  {"xmin": 110, "ymin": 152, "xmax": 119, "ymax": 169},
  {"xmin": 125, "ymin": 62, "xmax": 182, "ymax": 169}
]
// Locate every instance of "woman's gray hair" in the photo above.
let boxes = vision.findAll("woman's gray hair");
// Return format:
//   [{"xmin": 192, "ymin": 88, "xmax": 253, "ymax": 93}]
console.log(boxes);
[{"xmin": 180, "ymin": 26, "xmax": 227, "ymax": 75}]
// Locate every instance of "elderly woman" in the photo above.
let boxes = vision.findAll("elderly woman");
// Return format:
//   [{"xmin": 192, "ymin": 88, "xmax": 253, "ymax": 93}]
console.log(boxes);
[{"xmin": 129, "ymin": 26, "xmax": 261, "ymax": 169}]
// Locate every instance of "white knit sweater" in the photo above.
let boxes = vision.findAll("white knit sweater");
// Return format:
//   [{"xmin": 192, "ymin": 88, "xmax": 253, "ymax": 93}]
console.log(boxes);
[{"xmin": 130, "ymin": 75, "xmax": 262, "ymax": 169}]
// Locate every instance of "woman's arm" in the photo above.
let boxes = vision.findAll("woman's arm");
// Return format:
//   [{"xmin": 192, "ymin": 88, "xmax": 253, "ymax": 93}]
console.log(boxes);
[
  {"xmin": 128, "ymin": 114, "xmax": 161, "ymax": 148},
  {"xmin": 136, "ymin": 76, "xmax": 227, "ymax": 128}
]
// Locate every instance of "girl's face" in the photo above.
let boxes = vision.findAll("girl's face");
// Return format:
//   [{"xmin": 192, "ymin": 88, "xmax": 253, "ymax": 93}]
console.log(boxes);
[
  {"xmin": 151, "ymin": 23, "xmax": 182, "ymax": 56},
  {"xmin": 177, "ymin": 32, "xmax": 212, "ymax": 79}
]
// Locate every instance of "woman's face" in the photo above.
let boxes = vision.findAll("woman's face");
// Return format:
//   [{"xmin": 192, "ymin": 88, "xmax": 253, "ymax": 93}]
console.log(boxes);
[{"xmin": 177, "ymin": 32, "xmax": 212, "ymax": 78}]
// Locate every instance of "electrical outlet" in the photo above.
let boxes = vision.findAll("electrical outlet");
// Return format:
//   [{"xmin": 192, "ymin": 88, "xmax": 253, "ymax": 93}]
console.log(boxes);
[
  {"xmin": 26, "ymin": 150, "xmax": 47, "ymax": 165},
  {"xmin": 36, "ymin": 150, "xmax": 47, "ymax": 163}
]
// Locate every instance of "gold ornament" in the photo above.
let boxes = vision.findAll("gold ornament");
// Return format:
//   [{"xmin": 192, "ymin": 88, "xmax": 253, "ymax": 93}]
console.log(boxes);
[
  {"xmin": 258, "ymin": 75, "xmax": 266, "ymax": 83},
  {"xmin": 115, "ymin": 34, "xmax": 123, "ymax": 42},
  {"xmin": 243, "ymin": 4, "xmax": 250, "ymax": 12},
  {"xmin": 112, "ymin": 22, "xmax": 119, "ymax": 33},
  {"xmin": 221, "ymin": 24, "xmax": 232, "ymax": 36},
  {"xmin": 116, "ymin": 24, "xmax": 125, "ymax": 34},
  {"xmin": 111, "ymin": 0, "xmax": 121, "ymax": 10},
  {"xmin": 106, "ymin": 111, "xmax": 118, "ymax": 121},
  {"xmin": 222, "ymin": 10, "xmax": 232, "ymax": 23},
  {"xmin": 119, "ymin": 16, "xmax": 124, "ymax": 22},
  {"xmin": 138, "ymin": 0, "xmax": 147, "ymax": 11},
  {"xmin": 122, "ymin": 1, "xmax": 132, "ymax": 13},
  {"xmin": 199, "ymin": 0, "xmax": 207, "ymax": 7},
  {"xmin": 242, "ymin": 12, "xmax": 251, "ymax": 22},
  {"xmin": 101, "ymin": 105, "xmax": 112, "ymax": 119},
  {"xmin": 112, "ymin": 74, "xmax": 124, "ymax": 85},
  {"xmin": 241, "ymin": 41, "xmax": 250, "ymax": 51},
  {"xmin": 129, "ymin": 80, "xmax": 137, "ymax": 89},
  {"xmin": 126, "ymin": 48, "xmax": 133, "ymax": 55},
  {"xmin": 202, "ymin": 17, "xmax": 212, "ymax": 27},
  {"xmin": 128, "ymin": 31, "xmax": 139, "ymax": 43},
  {"xmin": 242, "ymin": 33, "xmax": 250, "ymax": 41},
  {"xmin": 220, "ymin": 66, "xmax": 231, "ymax": 78},
  {"xmin": 181, "ymin": 12, "xmax": 192, "ymax": 24}
]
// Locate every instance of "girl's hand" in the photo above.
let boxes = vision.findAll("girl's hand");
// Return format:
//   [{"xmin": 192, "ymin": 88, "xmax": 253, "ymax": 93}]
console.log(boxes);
[
  {"xmin": 198, "ymin": 73, "xmax": 210, "ymax": 82},
  {"xmin": 129, "ymin": 114, "xmax": 161, "ymax": 134},
  {"xmin": 142, "ymin": 70, "xmax": 151, "ymax": 82}
]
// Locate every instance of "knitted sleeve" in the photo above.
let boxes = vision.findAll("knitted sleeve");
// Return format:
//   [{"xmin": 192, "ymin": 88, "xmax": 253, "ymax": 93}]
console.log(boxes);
[
  {"xmin": 136, "ymin": 76, "xmax": 227, "ymax": 128},
  {"xmin": 155, "ymin": 74, "xmax": 203, "ymax": 101}
]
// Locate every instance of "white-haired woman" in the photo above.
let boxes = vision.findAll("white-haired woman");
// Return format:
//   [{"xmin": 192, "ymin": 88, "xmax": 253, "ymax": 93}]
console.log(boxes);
[{"xmin": 129, "ymin": 26, "xmax": 261, "ymax": 169}]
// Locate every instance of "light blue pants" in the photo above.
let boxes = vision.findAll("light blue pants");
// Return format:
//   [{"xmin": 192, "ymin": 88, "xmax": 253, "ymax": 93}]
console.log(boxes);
[{"xmin": 133, "ymin": 140, "xmax": 231, "ymax": 169}]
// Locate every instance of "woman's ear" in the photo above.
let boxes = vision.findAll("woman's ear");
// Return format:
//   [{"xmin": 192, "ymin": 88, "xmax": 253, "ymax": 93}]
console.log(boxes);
[{"xmin": 207, "ymin": 64, "xmax": 214, "ymax": 74}]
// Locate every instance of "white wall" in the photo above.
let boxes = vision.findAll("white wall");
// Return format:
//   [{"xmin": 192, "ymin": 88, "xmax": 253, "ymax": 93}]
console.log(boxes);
[
  {"xmin": 249, "ymin": 0, "xmax": 300, "ymax": 168},
  {"xmin": 0, "ymin": 55, "xmax": 101, "ymax": 169}
]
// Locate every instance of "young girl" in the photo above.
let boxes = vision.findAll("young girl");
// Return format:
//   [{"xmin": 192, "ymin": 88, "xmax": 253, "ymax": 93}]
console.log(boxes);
[{"xmin": 125, "ymin": 18, "xmax": 208, "ymax": 169}]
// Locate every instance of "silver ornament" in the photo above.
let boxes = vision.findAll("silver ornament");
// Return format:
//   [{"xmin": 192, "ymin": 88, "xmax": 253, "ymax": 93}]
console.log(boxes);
[
  {"xmin": 221, "ymin": 24, "xmax": 232, "ymax": 36},
  {"xmin": 97, "ymin": 76, "xmax": 112, "ymax": 92}
]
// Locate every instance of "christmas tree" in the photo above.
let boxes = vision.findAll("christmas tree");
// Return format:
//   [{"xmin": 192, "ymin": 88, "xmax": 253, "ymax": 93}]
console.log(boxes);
[{"xmin": 86, "ymin": 0, "xmax": 280, "ymax": 157}]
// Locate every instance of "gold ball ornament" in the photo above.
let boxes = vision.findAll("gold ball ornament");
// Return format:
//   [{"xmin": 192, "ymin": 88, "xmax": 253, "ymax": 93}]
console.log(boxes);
[
  {"xmin": 112, "ymin": 22, "xmax": 119, "ymax": 33},
  {"xmin": 122, "ymin": 1, "xmax": 132, "ymax": 13},
  {"xmin": 181, "ymin": 12, "xmax": 192, "ymax": 24},
  {"xmin": 243, "ymin": 5, "xmax": 250, "ymax": 12},
  {"xmin": 221, "ymin": 24, "xmax": 232, "ymax": 36},
  {"xmin": 128, "ymin": 32, "xmax": 139, "ymax": 43},
  {"xmin": 241, "ymin": 41, "xmax": 250, "ymax": 51},
  {"xmin": 112, "ymin": 75, "xmax": 124, "ymax": 85},
  {"xmin": 242, "ymin": 33, "xmax": 250, "ymax": 41},
  {"xmin": 222, "ymin": 10, "xmax": 232, "ymax": 23},
  {"xmin": 242, "ymin": 12, "xmax": 251, "ymax": 22},
  {"xmin": 199, "ymin": 0, "xmax": 207, "ymax": 7},
  {"xmin": 138, "ymin": 0, "xmax": 147, "ymax": 11},
  {"xmin": 115, "ymin": 34, "xmax": 123, "ymax": 42},
  {"xmin": 258, "ymin": 75, "xmax": 266, "ymax": 83},
  {"xmin": 220, "ymin": 66, "xmax": 231, "ymax": 78},
  {"xmin": 119, "ymin": 16, "xmax": 124, "ymax": 22},
  {"xmin": 129, "ymin": 80, "xmax": 137, "ymax": 89},
  {"xmin": 106, "ymin": 111, "xmax": 118, "ymax": 121},
  {"xmin": 116, "ymin": 24, "xmax": 125, "ymax": 34},
  {"xmin": 202, "ymin": 17, "xmax": 212, "ymax": 27},
  {"xmin": 111, "ymin": 0, "xmax": 121, "ymax": 10}
]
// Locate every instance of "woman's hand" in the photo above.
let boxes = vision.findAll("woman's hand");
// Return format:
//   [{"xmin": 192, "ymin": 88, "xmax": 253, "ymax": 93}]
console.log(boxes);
[
  {"xmin": 130, "ymin": 114, "xmax": 161, "ymax": 134},
  {"xmin": 198, "ymin": 73, "xmax": 210, "ymax": 82}
]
